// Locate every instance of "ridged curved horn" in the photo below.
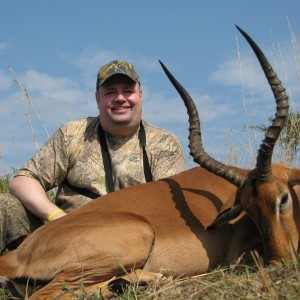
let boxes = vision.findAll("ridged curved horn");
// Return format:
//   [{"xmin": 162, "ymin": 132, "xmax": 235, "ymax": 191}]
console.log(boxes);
[
  {"xmin": 236, "ymin": 26, "xmax": 289, "ymax": 182},
  {"xmin": 159, "ymin": 60, "xmax": 247, "ymax": 188}
]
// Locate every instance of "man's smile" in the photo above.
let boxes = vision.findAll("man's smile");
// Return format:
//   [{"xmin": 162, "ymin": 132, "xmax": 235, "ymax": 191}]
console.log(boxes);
[{"xmin": 112, "ymin": 106, "xmax": 131, "ymax": 113}]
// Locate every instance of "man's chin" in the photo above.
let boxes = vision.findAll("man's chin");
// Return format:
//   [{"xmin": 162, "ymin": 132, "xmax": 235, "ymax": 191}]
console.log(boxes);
[{"xmin": 111, "ymin": 119, "xmax": 131, "ymax": 126}]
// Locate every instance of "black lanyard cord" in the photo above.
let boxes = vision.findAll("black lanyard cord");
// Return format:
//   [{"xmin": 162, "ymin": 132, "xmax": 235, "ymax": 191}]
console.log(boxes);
[
  {"xmin": 64, "ymin": 121, "xmax": 153, "ymax": 199},
  {"xmin": 98, "ymin": 122, "xmax": 115, "ymax": 193},
  {"xmin": 138, "ymin": 122, "xmax": 153, "ymax": 183},
  {"xmin": 98, "ymin": 121, "xmax": 153, "ymax": 193}
]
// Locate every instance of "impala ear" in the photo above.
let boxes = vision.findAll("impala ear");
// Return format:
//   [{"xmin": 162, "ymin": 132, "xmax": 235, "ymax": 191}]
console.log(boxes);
[
  {"xmin": 206, "ymin": 204, "xmax": 242, "ymax": 230},
  {"xmin": 206, "ymin": 190, "xmax": 243, "ymax": 230}
]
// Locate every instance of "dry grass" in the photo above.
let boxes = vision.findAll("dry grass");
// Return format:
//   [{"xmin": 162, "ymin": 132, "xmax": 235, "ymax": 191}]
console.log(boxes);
[
  {"xmin": 1, "ymin": 262, "xmax": 300, "ymax": 299},
  {"xmin": 22, "ymin": 259, "xmax": 298, "ymax": 300},
  {"xmin": 107, "ymin": 262, "xmax": 299, "ymax": 299},
  {"xmin": 145, "ymin": 264, "xmax": 300, "ymax": 300},
  {"xmin": 1, "ymin": 253, "xmax": 294, "ymax": 300}
]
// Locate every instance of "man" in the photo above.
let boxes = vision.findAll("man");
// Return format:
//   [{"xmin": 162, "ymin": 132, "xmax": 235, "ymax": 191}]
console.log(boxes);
[{"xmin": 0, "ymin": 60, "xmax": 186, "ymax": 253}]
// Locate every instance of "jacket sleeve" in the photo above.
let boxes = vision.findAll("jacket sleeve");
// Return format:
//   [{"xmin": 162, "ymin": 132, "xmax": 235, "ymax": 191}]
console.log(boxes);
[{"xmin": 15, "ymin": 128, "xmax": 69, "ymax": 191}]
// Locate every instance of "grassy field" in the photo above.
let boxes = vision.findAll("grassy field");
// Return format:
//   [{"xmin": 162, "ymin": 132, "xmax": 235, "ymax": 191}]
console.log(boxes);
[
  {"xmin": 0, "ymin": 174, "xmax": 10, "ymax": 194},
  {"xmin": 106, "ymin": 261, "xmax": 300, "ymax": 300},
  {"xmin": 1, "ymin": 260, "xmax": 298, "ymax": 299}
]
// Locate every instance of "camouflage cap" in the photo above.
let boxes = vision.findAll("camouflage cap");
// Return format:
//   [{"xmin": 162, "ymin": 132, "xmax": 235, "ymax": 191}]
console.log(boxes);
[{"xmin": 96, "ymin": 60, "xmax": 140, "ymax": 89}]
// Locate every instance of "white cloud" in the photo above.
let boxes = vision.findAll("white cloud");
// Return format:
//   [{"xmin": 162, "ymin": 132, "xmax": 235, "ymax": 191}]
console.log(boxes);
[
  {"xmin": 142, "ymin": 85, "xmax": 235, "ymax": 126},
  {"xmin": 58, "ymin": 48, "xmax": 161, "ymax": 91},
  {"xmin": 210, "ymin": 41, "xmax": 300, "ymax": 107},
  {"xmin": 58, "ymin": 49, "xmax": 126, "ymax": 90},
  {"xmin": 0, "ymin": 69, "xmax": 13, "ymax": 91},
  {"xmin": 0, "ymin": 67, "xmax": 98, "ymax": 164},
  {"xmin": 0, "ymin": 42, "xmax": 9, "ymax": 54},
  {"xmin": 210, "ymin": 54, "xmax": 269, "ymax": 95},
  {"xmin": 23, "ymin": 70, "xmax": 79, "ymax": 93}
]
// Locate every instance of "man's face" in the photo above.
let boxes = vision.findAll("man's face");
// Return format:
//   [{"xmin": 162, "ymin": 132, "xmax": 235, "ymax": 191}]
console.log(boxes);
[{"xmin": 95, "ymin": 75, "xmax": 142, "ymax": 135}]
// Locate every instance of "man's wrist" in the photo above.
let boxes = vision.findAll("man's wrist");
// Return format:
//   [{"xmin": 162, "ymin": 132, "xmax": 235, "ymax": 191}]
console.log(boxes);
[{"xmin": 47, "ymin": 209, "xmax": 65, "ymax": 222}]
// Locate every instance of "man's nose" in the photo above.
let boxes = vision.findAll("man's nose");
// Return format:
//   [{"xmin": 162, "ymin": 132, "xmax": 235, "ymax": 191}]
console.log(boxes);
[{"xmin": 115, "ymin": 93, "xmax": 126, "ymax": 101}]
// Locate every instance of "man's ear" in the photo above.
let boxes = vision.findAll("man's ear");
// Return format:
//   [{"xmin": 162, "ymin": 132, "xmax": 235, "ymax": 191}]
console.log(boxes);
[{"xmin": 95, "ymin": 90, "xmax": 100, "ymax": 107}]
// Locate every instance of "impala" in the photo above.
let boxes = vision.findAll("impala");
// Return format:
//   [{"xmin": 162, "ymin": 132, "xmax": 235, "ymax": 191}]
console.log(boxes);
[{"xmin": 0, "ymin": 26, "xmax": 299, "ymax": 299}]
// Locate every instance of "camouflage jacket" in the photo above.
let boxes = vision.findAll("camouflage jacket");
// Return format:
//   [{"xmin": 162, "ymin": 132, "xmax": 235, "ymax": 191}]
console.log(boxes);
[{"xmin": 16, "ymin": 117, "xmax": 186, "ymax": 212}]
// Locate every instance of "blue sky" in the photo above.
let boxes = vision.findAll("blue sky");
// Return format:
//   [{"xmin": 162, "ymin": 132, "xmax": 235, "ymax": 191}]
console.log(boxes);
[{"xmin": 0, "ymin": 0, "xmax": 299, "ymax": 175}]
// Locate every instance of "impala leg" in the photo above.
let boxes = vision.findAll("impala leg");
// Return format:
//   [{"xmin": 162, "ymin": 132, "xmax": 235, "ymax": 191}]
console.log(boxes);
[
  {"xmin": 28, "ymin": 214, "xmax": 156, "ymax": 299},
  {"xmin": 84, "ymin": 269, "xmax": 164, "ymax": 297},
  {"xmin": 28, "ymin": 268, "xmax": 161, "ymax": 300}
]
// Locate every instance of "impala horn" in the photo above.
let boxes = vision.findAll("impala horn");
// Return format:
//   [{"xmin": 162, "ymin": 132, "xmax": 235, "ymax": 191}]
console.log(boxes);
[
  {"xmin": 159, "ymin": 61, "xmax": 247, "ymax": 189},
  {"xmin": 236, "ymin": 26, "xmax": 289, "ymax": 182}
]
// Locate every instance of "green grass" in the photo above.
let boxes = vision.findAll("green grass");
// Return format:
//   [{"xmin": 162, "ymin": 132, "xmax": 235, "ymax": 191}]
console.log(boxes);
[{"xmin": 0, "ymin": 174, "xmax": 10, "ymax": 194}]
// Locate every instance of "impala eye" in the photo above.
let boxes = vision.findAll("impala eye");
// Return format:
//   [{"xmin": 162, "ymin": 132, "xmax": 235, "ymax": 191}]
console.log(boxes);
[{"xmin": 279, "ymin": 192, "xmax": 289, "ymax": 211}]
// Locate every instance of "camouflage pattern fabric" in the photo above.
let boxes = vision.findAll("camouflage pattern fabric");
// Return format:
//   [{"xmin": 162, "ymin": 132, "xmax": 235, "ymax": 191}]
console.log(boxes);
[
  {"xmin": 16, "ymin": 118, "xmax": 186, "ymax": 213},
  {"xmin": 96, "ymin": 60, "xmax": 140, "ymax": 88},
  {"xmin": 0, "ymin": 193, "xmax": 43, "ymax": 253}
]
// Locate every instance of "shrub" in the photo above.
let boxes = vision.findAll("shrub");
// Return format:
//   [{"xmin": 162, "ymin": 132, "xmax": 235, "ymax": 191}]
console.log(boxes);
[{"xmin": 0, "ymin": 174, "xmax": 10, "ymax": 194}]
